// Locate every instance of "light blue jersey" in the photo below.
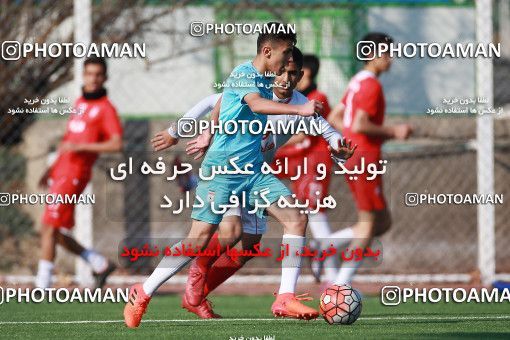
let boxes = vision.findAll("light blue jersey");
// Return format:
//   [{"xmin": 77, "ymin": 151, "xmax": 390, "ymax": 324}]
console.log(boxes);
[{"xmin": 202, "ymin": 61, "xmax": 274, "ymax": 172}]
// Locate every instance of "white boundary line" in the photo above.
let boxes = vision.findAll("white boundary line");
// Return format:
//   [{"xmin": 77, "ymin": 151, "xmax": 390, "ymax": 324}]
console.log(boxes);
[{"xmin": 1, "ymin": 315, "xmax": 510, "ymax": 325}]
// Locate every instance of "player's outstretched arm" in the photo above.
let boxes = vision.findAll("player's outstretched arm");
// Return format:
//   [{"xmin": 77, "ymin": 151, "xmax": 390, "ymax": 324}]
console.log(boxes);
[
  {"xmin": 244, "ymin": 92, "xmax": 322, "ymax": 117},
  {"xmin": 152, "ymin": 93, "xmax": 222, "ymax": 152}
]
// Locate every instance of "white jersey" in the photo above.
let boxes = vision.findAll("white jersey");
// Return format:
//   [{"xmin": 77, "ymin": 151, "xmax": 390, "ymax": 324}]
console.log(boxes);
[{"xmin": 173, "ymin": 90, "xmax": 343, "ymax": 163}]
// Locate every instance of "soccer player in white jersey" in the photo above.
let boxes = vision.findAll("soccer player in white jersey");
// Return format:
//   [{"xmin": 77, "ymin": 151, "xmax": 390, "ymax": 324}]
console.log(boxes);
[{"xmin": 151, "ymin": 47, "xmax": 356, "ymax": 318}]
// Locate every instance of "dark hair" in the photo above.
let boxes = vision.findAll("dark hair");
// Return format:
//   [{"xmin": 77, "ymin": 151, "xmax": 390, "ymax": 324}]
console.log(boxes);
[
  {"xmin": 358, "ymin": 32, "xmax": 394, "ymax": 62},
  {"xmin": 302, "ymin": 54, "xmax": 320, "ymax": 79},
  {"xmin": 291, "ymin": 47, "xmax": 304, "ymax": 70},
  {"xmin": 256, "ymin": 22, "xmax": 297, "ymax": 53},
  {"xmin": 84, "ymin": 57, "xmax": 107, "ymax": 75}
]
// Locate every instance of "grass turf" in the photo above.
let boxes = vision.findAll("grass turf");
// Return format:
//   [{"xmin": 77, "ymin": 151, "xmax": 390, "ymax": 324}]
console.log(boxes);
[{"xmin": 1, "ymin": 294, "xmax": 509, "ymax": 339}]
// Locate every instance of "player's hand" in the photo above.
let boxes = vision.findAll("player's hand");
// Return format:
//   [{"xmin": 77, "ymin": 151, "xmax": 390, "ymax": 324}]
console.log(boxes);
[
  {"xmin": 329, "ymin": 138, "xmax": 357, "ymax": 163},
  {"xmin": 298, "ymin": 100, "xmax": 323, "ymax": 117},
  {"xmin": 59, "ymin": 142, "xmax": 83, "ymax": 152},
  {"xmin": 392, "ymin": 124, "xmax": 413, "ymax": 140},
  {"xmin": 151, "ymin": 130, "xmax": 178, "ymax": 152},
  {"xmin": 185, "ymin": 130, "xmax": 212, "ymax": 160}
]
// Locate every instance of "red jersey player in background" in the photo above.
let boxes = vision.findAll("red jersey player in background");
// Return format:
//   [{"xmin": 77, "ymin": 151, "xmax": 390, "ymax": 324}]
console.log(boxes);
[
  {"xmin": 327, "ymin": 33, "xmax": 412, "ymax": 286},
  {"xmin": 273, "ymin": 54, "xmax": 338, "ymax": 285},
  {"xmin": 36, "ymin": 57, "xmax": 122, "ymax": 289}
]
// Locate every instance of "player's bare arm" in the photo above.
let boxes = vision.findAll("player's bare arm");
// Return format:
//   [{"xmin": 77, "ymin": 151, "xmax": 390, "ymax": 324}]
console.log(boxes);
[
  {"xmin": 59, "ymin": 134, "xmax": 122, "ymax": 153},
  {"xmin": 151, "ymin": 130, "xmax": 178, "ymax": 151},
  {"xmin": 38, "ymin": 167, "xmax": 52, "ymax": 189},
  {"xmin": 152, "ymin": 94, "xmax": 223, "ymax": 152},
  {"xmin": 352, "ymin": 109, "xmax": 412, "ymax": 140},
  {"xmin": 244, "ymin": 92, "xmax": 322, "ymax": 117},
  {"xmin": 329, "ymin": 138, "xmax": 357, "ymax": 162}
]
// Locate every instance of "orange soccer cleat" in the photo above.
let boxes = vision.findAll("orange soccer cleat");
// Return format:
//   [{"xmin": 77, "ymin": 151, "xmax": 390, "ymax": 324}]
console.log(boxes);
[
  {"xmin": 123, "ymin": 283, "xmax": 151, "ymax": 328},
  {"xmin": 182, "ymin": 294, "xmax": 222, "ymax": 319},
  {"xmin": 271, "ymin": 292, "xmax": 319, "ymax": 320},
  {"xmin": 185, "ymin": 261, "xmax": 208, "ymax": 306}
]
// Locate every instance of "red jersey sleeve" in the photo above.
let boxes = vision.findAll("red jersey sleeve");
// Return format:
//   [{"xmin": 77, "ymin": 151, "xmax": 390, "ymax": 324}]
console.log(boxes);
[
  {"xmin": 308, "ymin": 90, "xmax": 331, "ymax": 118},
  {"xmin": 100, "ymin": 104, "xmax": 123, "ymax": 140},
  {"xmin": 355, "ymin": 80, "xmax": 382, "ymax": 118}
]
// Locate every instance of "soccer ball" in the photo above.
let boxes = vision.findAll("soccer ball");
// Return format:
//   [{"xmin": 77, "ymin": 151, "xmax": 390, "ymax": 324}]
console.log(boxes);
[{"xmin": 319, "ymin": 284, "xmax": 362, "ymax": 325}]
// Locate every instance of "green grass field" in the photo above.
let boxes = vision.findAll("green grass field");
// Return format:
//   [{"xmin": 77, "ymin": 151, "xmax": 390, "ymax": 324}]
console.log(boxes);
[{"xmin": 1, "ymin": 294, "xmax": 510, "ymax": 339}]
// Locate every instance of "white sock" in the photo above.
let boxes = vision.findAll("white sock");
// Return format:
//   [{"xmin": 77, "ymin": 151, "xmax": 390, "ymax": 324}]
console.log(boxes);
[
  {"xmin": 142, "ymin": 241, "xmax": 192, "ymax": 296},
  {"xmin": 278, "ymin": 234, "xmax": 305, "ymax": 295},
  {"xmin": 35, "ymin": 259, "xmax": 54, "ymax": 288},
  {"xmin": 334, "ymin": 260, "xmax": 363, "ymax": 286},
  {"xmin": 308, "ymin": 212, "xmax": 338, "ymax": 283},
  {"xmin": 80, "ymin": 249, "xmax": 108, "ymax": 273}
]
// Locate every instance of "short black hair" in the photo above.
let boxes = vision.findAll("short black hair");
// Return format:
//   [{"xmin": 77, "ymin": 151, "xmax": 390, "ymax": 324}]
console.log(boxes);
[
  {"xmin": 358, "ymin": 32, "xmax": 394, "ymax": 62},
  {"xmin": 256, "ymin": 22, "xmax": 297, "ymax": 54},
  {"xmin": 291, "ymin": 47, "xmax": 303, "ymax": 70},
  {"xmin": 302, "ymin": 54, "xmax": 320, "ymax": 79},
  {"xmin": 84, "ymin": 57, "xmax": 107, "ymax": 75}
]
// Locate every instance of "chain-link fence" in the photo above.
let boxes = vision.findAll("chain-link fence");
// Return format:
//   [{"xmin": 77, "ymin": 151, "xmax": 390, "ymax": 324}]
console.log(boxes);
[{"xmin": 1, "ymin": 0, "xmax": 509, "ymax": 284}]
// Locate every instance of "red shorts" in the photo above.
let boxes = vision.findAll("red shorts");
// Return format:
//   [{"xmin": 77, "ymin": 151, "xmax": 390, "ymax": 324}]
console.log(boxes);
[
  {"xmin": 344, "ymin": 150, "xmax": 386, "ymax": 211},
  {"xmin": 42, "ymin": 175, "xmax": 89, "ymax": 229}
]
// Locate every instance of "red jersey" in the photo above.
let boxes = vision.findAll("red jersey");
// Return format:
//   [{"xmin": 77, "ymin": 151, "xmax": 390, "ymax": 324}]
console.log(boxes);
[
  {"xmin": 51, "ymin": 95, "xmax": 122, "ymax": 180},
  {"xmin": 340, "ymin": 70, "xmax": 385, "ymax": 152}
]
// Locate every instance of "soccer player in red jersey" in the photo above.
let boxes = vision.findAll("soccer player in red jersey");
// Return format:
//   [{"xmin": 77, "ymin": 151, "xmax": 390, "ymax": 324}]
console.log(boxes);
[
  {"xmin": 273, "ymin": 54, "xmax": 338, "ymax": 284},
  {"xmin": 36, "ymin": 57, "xmax": 122, "ymax": 289},
  {"xmin": 327, "ymin": 33, "xmax": 412, "ymax": 285}
]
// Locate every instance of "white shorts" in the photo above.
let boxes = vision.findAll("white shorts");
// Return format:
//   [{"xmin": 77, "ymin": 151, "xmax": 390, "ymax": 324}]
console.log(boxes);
[{"xmin": 223, "ymin": 207, "xmax": 267, "ymax": 235}]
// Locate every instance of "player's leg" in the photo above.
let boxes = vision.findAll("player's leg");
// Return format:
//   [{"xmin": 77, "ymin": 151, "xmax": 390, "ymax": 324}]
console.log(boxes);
[
  {"xmin": 332, "ymin": 161, "xmax": 389, "ymax": 286},
  {"xmin": 266, "ymin": 202, "xmax": 319, "ymax": 319},
  {"xmin": 185, "ymin": 211, "xmax": 242, "ymax": 307},
  {"xmin": 203, "ymin": 208, "xmax": 267, "ymax": 297},
  {"xmin": 36, "ymin": 176, "xmax": 82, "ymax": 288},
  {"xmin": 248, "ymin": 172, "xmax": 318, "ymax": 319},
  {"xmin": 183, "ymin": 208, "xmax": 266, "ymax": 319},
  {"xmin": 203, "ymin": 232, "xmax": 262, "ymax": 296},
  {"xmin": 295, "ymin": 171, "xmax": 338, "ymax": 284}
]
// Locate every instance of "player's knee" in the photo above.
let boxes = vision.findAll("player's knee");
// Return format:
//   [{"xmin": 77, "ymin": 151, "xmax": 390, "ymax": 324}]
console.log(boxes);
[{"xmin": 353, "ymin": 221, "xmax": 375, "ymax": 239}]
